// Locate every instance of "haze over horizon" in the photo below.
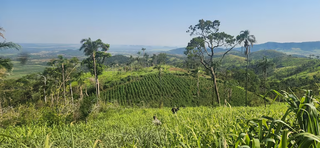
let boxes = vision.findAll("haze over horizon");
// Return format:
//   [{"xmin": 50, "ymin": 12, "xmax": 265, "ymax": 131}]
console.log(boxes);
[{"xmin": 1, "ymin": 0, "xmax": 320, "ymax": 47}]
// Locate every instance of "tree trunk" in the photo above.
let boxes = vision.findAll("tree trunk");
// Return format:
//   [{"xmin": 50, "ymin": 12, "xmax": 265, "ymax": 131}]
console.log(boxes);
[
  {"xmin": 93, "ymin": 52, "xmax": 99, "ymax": 99},
  {"xmin": 43, "ymin": 76, "xmax": 47, "ymax": 103},
  {"xmin": 62, "ymin": 63, "xmax": 66, "ymax": 104},
  {"xmin": 245, "ymin": 52, "xmax": 249, "ymax": 107},
  {"xmin": 97, "ymin": 78, "xmax": 100, "ymax": 97},
  {"xmin": 229, "ymin": 88, "xmax": 232, "ymax": 102},
  {"xmin": 70, "ymin": 82, "xmax": 73, "ymax": 104},
  {"xmin": 0, "ymin": 100, "xmax": 2, "ymax": 117},
  {"xmin": 210, "ymin": 67, "xmax": 220, "ymax": 106},
  {"xmin": 44, "ymin": 90, "xmax": 46, "ymax": 104},
  {"xmin": 85, "ymin": 86, "xmax": 89, "ymax": 96},
  {"xmin": 143, "ymin": 50, "xmax": 145, "ymax": 68},
  {"xmin": 159, "ymin": 67, "xmax": 163, "ymax": 108},
  {"xmin": 80, "ymin": 86, "xmax": 83, "ymax": 101},
  {"xmin": 51, "ymin": 93, "xmax": 54, "ymax": 107},
  {"xmin": 57, "ymin": 91, "xmax": 60, "ymax": 104},
  {"xmin": 197, "ymin": 73, "xmax": 200, "ymax": 98}
]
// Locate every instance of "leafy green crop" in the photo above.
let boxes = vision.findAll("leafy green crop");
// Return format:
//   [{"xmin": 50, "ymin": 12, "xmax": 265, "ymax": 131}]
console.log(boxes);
[
  {"xmin": 101, "ymin": 73, "xmax": 262, "ymax": 107},
  {"xmin": 0, "ymin": 104, "xmax": 286, "ymax": 147}
]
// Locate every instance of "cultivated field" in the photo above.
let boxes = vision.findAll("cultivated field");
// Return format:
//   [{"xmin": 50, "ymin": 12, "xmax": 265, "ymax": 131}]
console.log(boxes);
[{"xmin": 0, "ymin": 104, "xmax": 287, "ymax": 147}]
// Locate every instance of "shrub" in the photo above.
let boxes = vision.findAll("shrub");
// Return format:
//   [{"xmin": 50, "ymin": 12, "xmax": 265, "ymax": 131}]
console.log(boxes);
[{"xmin": 78, "ymin": 96, "xmax": 97, "ymax": 121}]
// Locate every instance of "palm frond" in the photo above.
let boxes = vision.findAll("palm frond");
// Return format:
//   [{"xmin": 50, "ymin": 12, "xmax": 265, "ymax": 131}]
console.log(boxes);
[
  {"xmin": 0, "ymin": 42, "xmax": 21, "ymax": 50},
  {"xmin": 0, "ymin": 27, "xmax": 5, "ymax": 39}
]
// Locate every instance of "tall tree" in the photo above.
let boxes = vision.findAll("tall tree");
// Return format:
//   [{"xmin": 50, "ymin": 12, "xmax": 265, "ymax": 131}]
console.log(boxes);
[
  {"xmin": 79, "ymin": 38, "xmax": 110, "ymax": 99},
  {"xmin": 157, "ymin": 53, "xmax": 167, "ymax": 65},
  {"xmin": 185, "ymin": 19, "xmax": 238, "ymax": 106},
  {"xmin": 144, "ymin": 53, "xmax": 149, "ymax": 67},
  {"xmin": 38, "ymin": 74, "xmax": 47, "ymax": 103},
  {"xmin": 47, "ymin": 56, "xmax": 79, "ymax": 104},
  {"xmin": 48, "ymin": 55, "xmax": 67, "ymax": 104},
  {"xmin": 141, "ymin": 48, "xmax": 146, "ymax": 55},
  {"xmin": 237, "ymin": 30, "xmax": 256, "ymax": 106},
  {"xmin": 141, "ymin": 48, "xmax": 148, "ymax": 67},
  {"xmin": 135, "ymin": 52, "xmax": 143, "ymax": 69},
  {"xmin": 151, "ymin": 54, "xmax": 157, "ymax": 66}
]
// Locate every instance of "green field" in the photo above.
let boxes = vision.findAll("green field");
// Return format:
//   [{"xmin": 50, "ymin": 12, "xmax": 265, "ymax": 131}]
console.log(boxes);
[
  {"xmin": 6, "ymin": 61, "xmax": 47, "ymax": 79},
  {"xmin": 0, "ymin": 104, "xmax": 287, "ymax": 147},
  {"xmin": 99, "ymin": 73, "xmax": 260, "ymax": 107}
]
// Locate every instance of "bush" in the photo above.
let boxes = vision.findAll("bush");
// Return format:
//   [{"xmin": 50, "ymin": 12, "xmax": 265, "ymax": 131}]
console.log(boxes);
[
  {"xmin": 39, "ymin": 109, "xmax": 65, "ymax": 127},
  {"xmin": 78, "ymin": 96, "xmax": 97, "ymax": 121}
]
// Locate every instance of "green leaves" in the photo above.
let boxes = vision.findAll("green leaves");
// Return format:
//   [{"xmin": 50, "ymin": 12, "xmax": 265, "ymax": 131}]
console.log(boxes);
[
  {"xmin": 79, "ymin": 38, "xmax": 110, "ymax": 57},
  {"xmin": 187, "ymin": 19, "xmax": 220, "ymax": 36},
  {"xmin": 245, "ymin": 90, "xmax": 320, "ymax": 147},
  {"xmin": 0, "ymin": 42, "xmax": 21, "ymax": 50}
]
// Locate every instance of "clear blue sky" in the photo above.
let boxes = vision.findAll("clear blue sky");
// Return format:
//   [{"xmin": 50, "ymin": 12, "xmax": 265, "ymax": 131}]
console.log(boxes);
[{"xmin": 1, "ymin": 0, "xmax": 319, "ymax": 46}]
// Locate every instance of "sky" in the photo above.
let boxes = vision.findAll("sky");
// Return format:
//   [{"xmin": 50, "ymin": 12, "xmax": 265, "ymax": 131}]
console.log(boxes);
[{"xmin": 1, "ymin": 0, "xmax": 320, "ymax": 47}]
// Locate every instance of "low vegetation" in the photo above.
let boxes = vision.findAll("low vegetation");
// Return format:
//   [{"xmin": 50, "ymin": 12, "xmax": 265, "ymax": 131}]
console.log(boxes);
[
  {"xmin": 1, "ymin": 18, "xmax": 320, "ymax": 147},
  {"xmin": 0, "ymin": 102, "xmax": 287, "ymax": 147}
]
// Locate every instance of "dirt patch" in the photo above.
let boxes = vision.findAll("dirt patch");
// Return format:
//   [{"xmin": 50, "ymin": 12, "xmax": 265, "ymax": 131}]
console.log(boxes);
[{"xmin": 168, "ymin": 67, "xmax": 187, "ymax": 73}]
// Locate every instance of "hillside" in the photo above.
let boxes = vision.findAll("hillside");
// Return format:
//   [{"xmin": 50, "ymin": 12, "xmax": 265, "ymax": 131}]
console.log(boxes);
[
  {"xmin": 166, "ymin": 41, "xmax": 320, "ymax": 56},
  {"xmin": 219, "ymin": 50, "xmax": 288, "ymax": 61},
  {"xmin": 245, "ymin": 41, "xmax": 320, "ymax": 52},
  {"xmin": 166, "ymin": 47, "xmax": 226, "ymax": 55},
  {"xmin": 100, "ymin": 73, "xmax": 261, "ymax": 107},
  {"xmin": 103, "ymin": 55, "xmax": 131, "ymax": 66}
]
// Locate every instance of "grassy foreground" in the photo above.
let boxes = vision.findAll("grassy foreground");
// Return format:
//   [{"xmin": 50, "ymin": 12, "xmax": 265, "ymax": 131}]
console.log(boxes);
[{"xmin": 0, "ymin": 104, "xmax": 287, "ymax": 147}]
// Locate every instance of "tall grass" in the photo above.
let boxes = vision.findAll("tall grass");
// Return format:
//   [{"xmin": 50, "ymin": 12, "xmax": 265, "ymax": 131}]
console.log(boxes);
[
  {"xmin": 0, "ymin": 104, "xmax": 286, "ymax": 147},
  {"xmin": 235, "ymin": 90, "xmax": 320, "ymax": 147},
  {"xmin": 0, "ymin": 89, "xmax": 318, "ymax": 147}
]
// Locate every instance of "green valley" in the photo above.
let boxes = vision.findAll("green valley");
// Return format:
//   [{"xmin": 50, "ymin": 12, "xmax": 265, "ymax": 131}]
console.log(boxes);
[{"xmin": 1, "ymin": 1, "xmax": 320, "ymax": 147}]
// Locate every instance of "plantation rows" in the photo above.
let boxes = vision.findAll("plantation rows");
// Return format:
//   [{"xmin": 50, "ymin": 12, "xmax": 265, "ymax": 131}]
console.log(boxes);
[{"xmin": 100, "ymin": 74, "xmax": 262, "ymax": 107}]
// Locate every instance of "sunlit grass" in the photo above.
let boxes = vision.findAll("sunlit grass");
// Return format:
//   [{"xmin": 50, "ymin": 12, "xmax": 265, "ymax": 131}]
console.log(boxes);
[{"xmin": 0, "ymin": 103, "xmax": 287, "ymax": 147}]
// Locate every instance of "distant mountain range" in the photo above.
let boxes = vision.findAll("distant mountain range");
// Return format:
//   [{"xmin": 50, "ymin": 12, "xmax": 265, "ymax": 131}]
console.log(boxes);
[
  {"xmin": 248, "ymin": 41, "xmax": 320, "ymax": 52},
  {"xmin": 1, "ymin": 41, "xmax": 319, "ymax": 57},
  {"xmin": 165, "ymin": 41, "xmax": 320, "ymax": 56}
]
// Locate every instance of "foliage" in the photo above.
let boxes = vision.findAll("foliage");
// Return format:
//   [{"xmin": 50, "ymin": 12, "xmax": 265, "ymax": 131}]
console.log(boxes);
[
  {"xmin": 235, "ymin": 90, "xmax": 320, "ymax": 147},
  {"xmin": 78, "ymin": 95, "xmax": 97, "ymax": 121},
  {"xmin": 185, "ymin": 19, "xmax": 241, "ymax": 105},
  {"xmin": 100, "ymin": 73, "xmax": 262, "ymax": 107},
  {"xmin": 0, "ymin": 103, "xmax": 287, "ymax": 147}
]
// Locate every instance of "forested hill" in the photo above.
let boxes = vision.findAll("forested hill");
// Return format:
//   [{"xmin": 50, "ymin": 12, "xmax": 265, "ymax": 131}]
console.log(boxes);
[
  {"xmin": 166, "ymin": 47, "xmax": 226, "ymax": 55},
  {"xmin": 228, "ymin": 50, "xmax": 305, "ymax": 60},
  {"xmin": 166, "ymin": 41, "xmax": 320, "ymax": 56},
  {"xmin": 247, "ymin": 41, "xmax": 320, "ymax": 52}
]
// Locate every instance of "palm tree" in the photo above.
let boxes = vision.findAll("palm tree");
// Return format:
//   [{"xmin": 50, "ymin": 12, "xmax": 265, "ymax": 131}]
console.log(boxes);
[
  {"xmin": 141, "ymin": 48, "xmax": 146, "ymax": 55},
  {"xmin": 0, "ymin": 27, "xmax": 5, "ymax": 40},
  {"xmin": 0, "ymin": 27, "xmax": 20, "ymax": 50},
  {"xmin": 237, "ymin": 30, "xmax": 256, "ymax": 107},
  {"xmin": 48, "ymin": 55, "xmax": 68, "ymax": 104},
  {"xmin": 79, "ymin": 38, "xmax": 109, "ymax": 99},
  {"xmin": 0, "ymin": 27, "xmax": 21, "ymax": 79}
]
